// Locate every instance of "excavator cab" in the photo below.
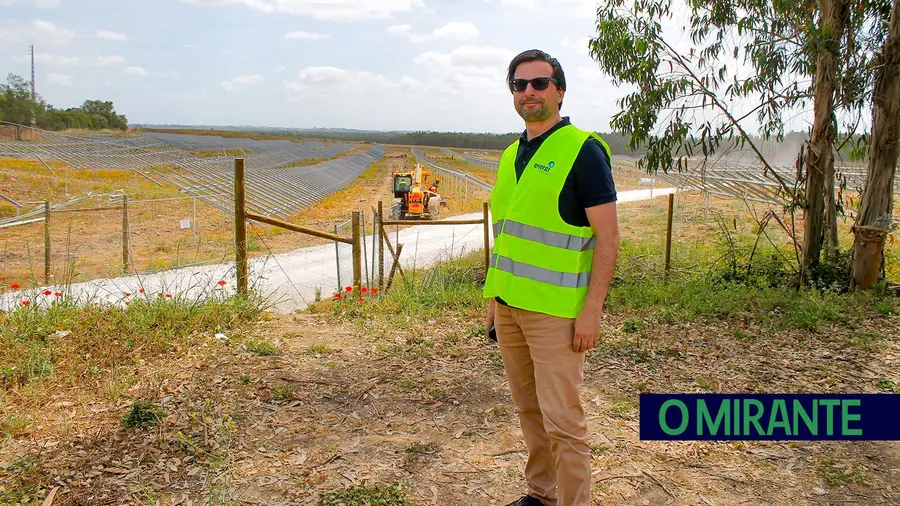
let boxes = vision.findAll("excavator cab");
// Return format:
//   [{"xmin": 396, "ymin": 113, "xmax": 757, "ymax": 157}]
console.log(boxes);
[{"xmin": 391, "ymin": 163, "xmax": 443, "ymax": 220}]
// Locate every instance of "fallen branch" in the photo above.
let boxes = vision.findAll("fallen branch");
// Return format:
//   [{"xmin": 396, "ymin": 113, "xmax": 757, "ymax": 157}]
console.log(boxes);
[{"xmin": 642, "ymin": 470, "xmax": 678, "ymax": 499}]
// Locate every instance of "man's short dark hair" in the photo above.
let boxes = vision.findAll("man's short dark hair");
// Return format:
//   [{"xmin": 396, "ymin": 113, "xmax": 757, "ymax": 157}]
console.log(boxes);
[{"xmin": 506, "ymin": 49, "xmax": 567, "ymax": 109}]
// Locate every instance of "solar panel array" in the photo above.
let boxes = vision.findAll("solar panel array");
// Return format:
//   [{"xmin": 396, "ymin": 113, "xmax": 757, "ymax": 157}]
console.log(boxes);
[
  {"xmin": 411, "ymin": 147, "xmax": 493, "ymax": 190},
  {"xmin": 0, "ymin": 123, "xmax": 386, "ymax": 218},
  {"xmin": 655, "ymin": 162, "xmax": 898, "ymax": 205},
  {"xmin": 440, "ymin": 148, "xmax": 499, "ymax": 171}
]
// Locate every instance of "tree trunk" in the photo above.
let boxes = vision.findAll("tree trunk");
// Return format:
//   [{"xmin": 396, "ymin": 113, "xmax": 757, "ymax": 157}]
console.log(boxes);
[
  {"xmin": 851, "ymin": 0, "xmax": 900, "ymax": 290},
  {"xmin": 824, "ymin": 164, "xmax": 839, "ymax": 261},
  {"xmin": 801, "ymin": 0, "xmax": 847, "ymax": 281}
]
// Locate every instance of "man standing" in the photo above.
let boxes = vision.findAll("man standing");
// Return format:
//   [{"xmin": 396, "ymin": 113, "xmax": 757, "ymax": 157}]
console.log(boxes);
[{"xmin": 483, "ymin": 49, "xmax": 620, "ymax": 506}]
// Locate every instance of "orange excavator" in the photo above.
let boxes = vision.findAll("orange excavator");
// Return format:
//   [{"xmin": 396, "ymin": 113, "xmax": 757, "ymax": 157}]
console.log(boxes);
[{"xmin": 391, "ymin": 163, "xmax": 445, "ymax": 220}]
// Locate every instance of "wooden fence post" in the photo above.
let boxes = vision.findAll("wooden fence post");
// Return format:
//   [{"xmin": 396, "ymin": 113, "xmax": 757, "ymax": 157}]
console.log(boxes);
[
  {"xmin": 352, "ymin": 211, "xmax": 362, "ymax": 290},
  {"xmin": 377, "ymin": 201, "xmax": 384, "ymax": 291},
  {"xmin": 122, "ymin": 195, "xmax": 129, "ymax": 273},
  {"xmin": 234, "ymin": 158, "xmax": 248, "ymax": 295},
  {"xmin": 44, "ymin": 201, "xmax": 50, "ymax": 285},
  {"xmin": 386, "ymin": 243, "xmax": 404, "ymax": 291},
  {"xmin": 665, "ymin": 193, "xmax": 674, "ymax": 275},
  {"xmin": 334, "ymin": 224, "xmax": 342, "ymax": 293},
  {"xmin": 482, "ymin": 202, "xmax": 490, "ymax": 274}
]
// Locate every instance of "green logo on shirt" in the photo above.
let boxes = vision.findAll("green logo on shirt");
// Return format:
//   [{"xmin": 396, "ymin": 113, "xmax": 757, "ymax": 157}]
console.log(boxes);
[{"xmin": 533, "ymin": 160, "xmax": 555, "ymax": 172}]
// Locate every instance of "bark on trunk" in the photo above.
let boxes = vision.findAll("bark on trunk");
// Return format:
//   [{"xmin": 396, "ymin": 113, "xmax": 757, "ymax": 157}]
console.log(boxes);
[
  {"xmin": 801, "ymin": 0, "xmax": 847, "ymax": 281},
  {"xmin": 851, "ymin": 0, "xmax": 900, "ymax": 289},
  {"xmin": 825, "ymin": 165, "xmax": 839, "ymax": 261}
]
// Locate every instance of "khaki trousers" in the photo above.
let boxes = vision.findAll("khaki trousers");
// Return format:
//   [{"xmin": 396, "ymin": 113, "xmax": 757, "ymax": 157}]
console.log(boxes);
[{"xmin": 495, "ymin": 302, "xmax": 591, "ymax": 506}]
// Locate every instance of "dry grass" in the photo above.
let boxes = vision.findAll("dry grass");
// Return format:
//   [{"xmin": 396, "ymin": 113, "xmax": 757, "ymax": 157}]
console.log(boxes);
[
  {"xmin": 2, "ymin": 194, "xmax": 899, "ymax": 505},
  {"xmin": 2, "ymin": 147, "xmax": 457, "ymax": 287}
]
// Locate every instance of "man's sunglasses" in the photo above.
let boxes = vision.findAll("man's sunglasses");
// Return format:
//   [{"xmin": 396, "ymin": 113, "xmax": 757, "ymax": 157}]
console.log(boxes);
[{"xmin": 509, "ymin": 77, "xmax": 558, "ymax": 92}]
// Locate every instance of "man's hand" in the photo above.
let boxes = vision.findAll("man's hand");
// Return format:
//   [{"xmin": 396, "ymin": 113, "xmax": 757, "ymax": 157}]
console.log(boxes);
[
  {"xmin": 485, "ymin": 298, "xmax": 497, "ymax": 341},
  {"xmin": 573, "ymin": 302, "xmax": 604, "ymax": 352},
  {"xmin": 575, "ymin": 201, "xmax": 618, "ymax": 353}
]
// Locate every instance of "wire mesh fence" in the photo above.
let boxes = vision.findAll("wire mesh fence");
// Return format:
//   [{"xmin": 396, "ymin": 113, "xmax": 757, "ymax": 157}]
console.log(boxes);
[{"xmin": 440, "ymin": 148, "xmax": 499, "ymax": 171}]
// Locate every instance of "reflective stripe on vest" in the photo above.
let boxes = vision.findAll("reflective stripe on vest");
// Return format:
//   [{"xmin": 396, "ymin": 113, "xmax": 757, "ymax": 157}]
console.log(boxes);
[
  {"xmin": 491, "ymin": 253, "xmax": 591, "ymax": 288},
  {"xmin": 492, "ymin": 219, "xmax": 596, "ymax": 251}
]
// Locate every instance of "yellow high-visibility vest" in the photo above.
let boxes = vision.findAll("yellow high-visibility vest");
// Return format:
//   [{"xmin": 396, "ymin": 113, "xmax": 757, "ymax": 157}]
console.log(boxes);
[{"xmin": 483, "ymin": 124, "xmax": 612, "ymax": 318}]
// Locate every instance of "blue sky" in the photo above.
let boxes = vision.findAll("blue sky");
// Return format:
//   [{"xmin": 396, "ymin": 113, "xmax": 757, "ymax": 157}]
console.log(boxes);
[{"xmin": 0, "ymin": 0, "xmax": 635, "ymax": 133}]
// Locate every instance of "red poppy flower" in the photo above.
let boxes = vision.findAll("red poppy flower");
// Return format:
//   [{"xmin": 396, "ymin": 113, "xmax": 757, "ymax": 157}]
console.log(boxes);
[
  {"xmin": 360, "ymin": 287, "xmax": 368, "ymax": 293},
  {"xmin": 165, "ymin": 294, "xmax": 172, "ymax": 298},
  {"xmin": 21, "ymin": 300, "xmax": 30, "ymax": 306},
  {"xmin": 11, "ymin": 283, "xmax": 20, "ymax": 289},
  {"xmin": 345, "ymin": 286, "xmax": 352, "ymax": 292},
  {"xmin": 334, "ymin": 293, "xmax": 343, "ymax": 300},
  {"xmin": 125, "ymin": 292, "xmax": 132, "ymax": 297},
  {"xmin": 43, "ymin": 290, "xmax": 52, "ymax": 296},
  {"xmin": 125, "ymin": 301, "xmax": 130, "ymax": 306},
  {"xmin": 158, "ymin": 293, "xmax": 164, "ymax": 297},
  {"xmin": 358, "ymin": 297, "xmax": 364, "ymax": 302},
  {"xmin": 217, "ymin": 280, "xmax": 226, "ymax": 286},
  {"xmin": 54, "ymin": 292, "xmax": 62, "ymax": 297},
  {"xmin": 139, "ymin": 288, "xmax": 145, "ymax": 293},
  {"xmin": 371, "ymin": 289, "xmax": 378, "ymax": 295}
]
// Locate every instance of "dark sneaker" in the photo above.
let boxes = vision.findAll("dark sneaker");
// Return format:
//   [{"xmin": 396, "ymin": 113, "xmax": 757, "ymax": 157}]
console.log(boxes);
[{"xmin": 505, "ymin": 496, "xmax": 545, "ymax": 506}]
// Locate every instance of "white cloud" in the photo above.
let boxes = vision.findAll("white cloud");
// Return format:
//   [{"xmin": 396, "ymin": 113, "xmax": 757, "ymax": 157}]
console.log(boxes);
[
  {"xmin": 124, "ymin": 66, "xmax": 149, "ymax": 76},
  {"xmin": 274, "ymin": 64, "xmax": 286, "ymax": 72},
  {"xmin": 34, "ymin": 0, "xmax": 59, "ymax": 8},
  {"xmin": 46, "ymin": 73, "xmax": 72, "ymax": 86},
  {"xmin": 0, "ymin": 0, "xmax": 21, "ymax": 5},
  {"xmin": 221, "ymin": 74, "xmax": 264, "ymax": 91},
  {"xmin": 387, "ymin": 21, "xmax": 479, "ymax": 43},
  {"xmin": 283, "ymin": 66, "xmax": 420, "ymax": 92},
  {"xmin": 498, "ymin": 0, "xmax": 537, "ymax": 7},
  {"xmin": 15, "ymin": 53, "xmax": 126, "ymax": 68},
  {"xmin": 561, "ymin": 36, "xmax": 590, "ymax": 54},
  {"xmin": 498, "ymin": 0, "xmax": 599, "ymax": 19},
  {"xmin": 284, "ymin": 30, "xmax": 330, "ymax": 40},
  {"xmin": 96, "ymin": 30, "xmax": 127, "ymax": 41},
  {"xmin": 124, "ymin": 66, "xmax": 179, "ymax": 78},
  {"xmin": 28, "ymin": 53, "xmax": 81, "ymax": 67},
  {"xmin": 434, "ymin": 22, "xmax": 478, "ymax": 40},
  {"xmin": 413, "ymin": 45, "xmax": 517, "ymax": 98},
  {"xmin": 181, "ymin": 0, "xmax": 426, "ymax": 21},
  {"xmin": 415, "ymin": 45, "xmax": 514, "ymax": 75},
  {"xmin": 30, "ymin": 19, "xmax": 75, "ymax": 44},
  {"xmin": 0, "ymin": 20, "xmax": 78, "ymax": 47},
  {"xmin": 94, "ymin": 55, "xmax": 127, "ymax": 66},
  {"xmin": 387, "ymin": 24, "xmax": 412, "ymax": 36}
]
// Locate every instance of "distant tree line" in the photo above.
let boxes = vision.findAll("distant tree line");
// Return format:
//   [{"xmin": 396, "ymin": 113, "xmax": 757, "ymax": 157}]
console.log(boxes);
[
  {"xmin": 221, "ymin": 127, "xmax": 650, "ymax": 155},
  {"xmin": 0, "ymin": 73, "xmax": 128, "ymax": 131}
]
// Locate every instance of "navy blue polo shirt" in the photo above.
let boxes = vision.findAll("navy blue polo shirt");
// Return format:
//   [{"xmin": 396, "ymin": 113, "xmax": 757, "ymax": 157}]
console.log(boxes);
[{"xmin": 495, "ymin": 116, "xmax": 617, "ymax": 308}]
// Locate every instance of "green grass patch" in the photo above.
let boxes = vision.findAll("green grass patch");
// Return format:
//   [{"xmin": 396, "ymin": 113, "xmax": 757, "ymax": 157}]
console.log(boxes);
[
  {"xmin": 121, "ymin": 400, "xmax": 166, "ymax": 429},
  {"xmin": 245, "ymin": 339, "xmax": 279, "ymax": 356},
  {"xmin": 0, "ymin": 455, "xmax": 45, "ymax": 506},
  {"xmin": 332, "ymin": 251, "xmax": 485, "ymax": 324},
  {"xmin": 817, "ymin": 457, "xmax": 868, "ymax": 487},
  {"xmin": 0, "ymin": 293, "xmax": 267, "ymax": 389},
  {"xmin": 876, "ymin": 377, "xmax": 900, "ymax": 393},
  {"xmin": 303, "ymin": 344, "xmax": 334, "ymax": 355},
  {"xmin": 317, "ymin": 482, "xmax": 411, "ymax": 506},
  {"xmin": 607, "ymin": 239, "xmax": 891, "ymax": 332}
]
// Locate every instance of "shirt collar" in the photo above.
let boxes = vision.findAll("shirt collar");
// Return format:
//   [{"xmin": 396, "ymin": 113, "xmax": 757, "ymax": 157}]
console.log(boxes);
[{"xmin": 519, "ymin": 116, "xmax": 571, "ymax": 145}]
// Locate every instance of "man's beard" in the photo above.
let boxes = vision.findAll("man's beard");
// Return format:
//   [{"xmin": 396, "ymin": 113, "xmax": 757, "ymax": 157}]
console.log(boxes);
[{"xmin": 517, "ymin": 99, "xmax": 553, "ymax": 122}]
